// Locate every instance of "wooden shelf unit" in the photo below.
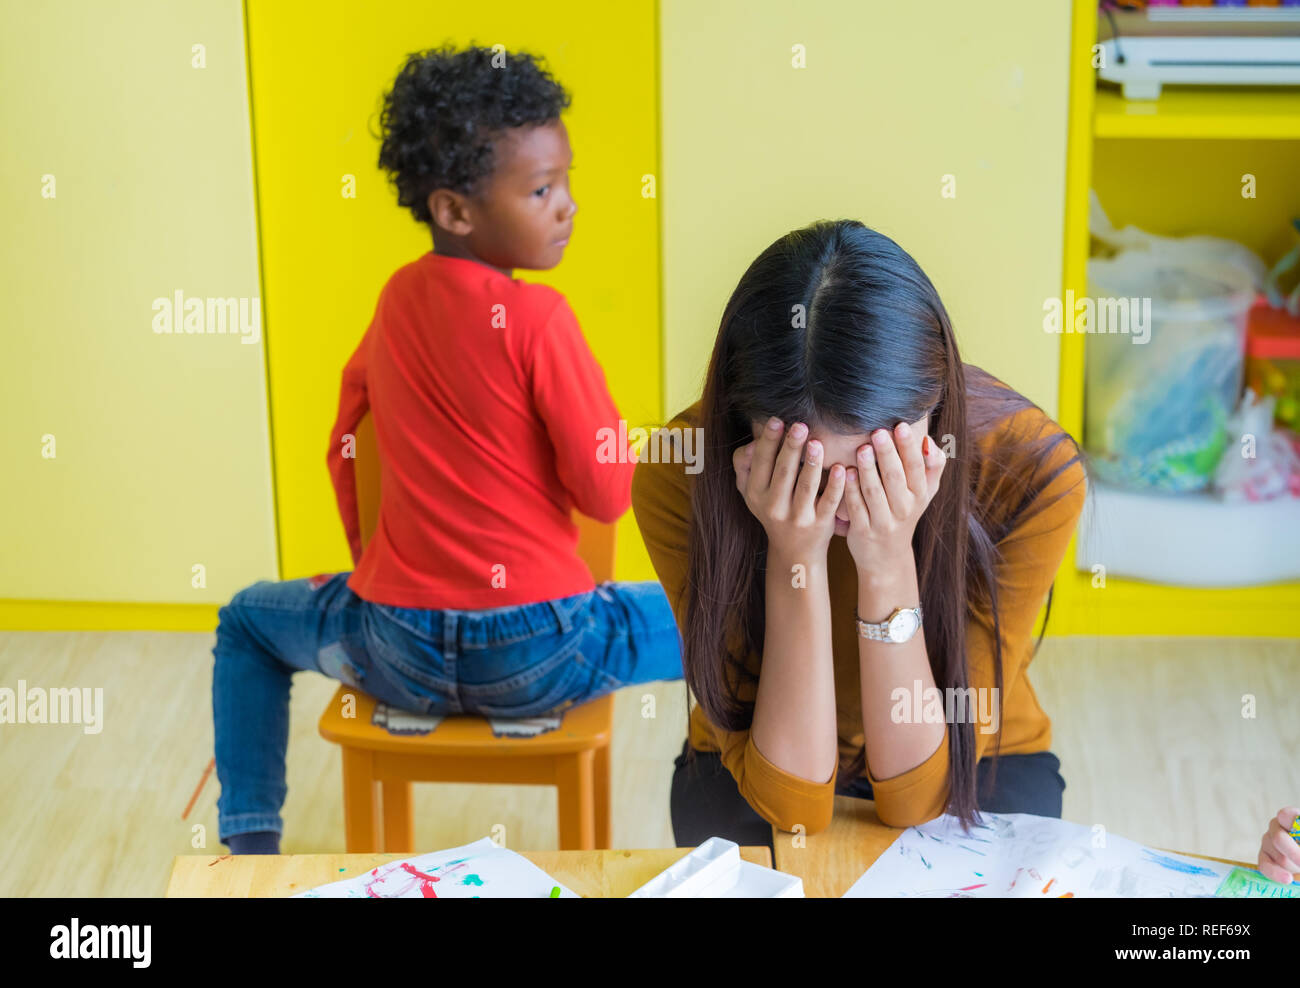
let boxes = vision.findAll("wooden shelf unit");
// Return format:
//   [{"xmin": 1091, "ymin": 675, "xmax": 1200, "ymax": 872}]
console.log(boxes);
[
  {"xmin": 1093, "ymin": 87, "xmax": 1300, "ymax": 141},
  {"xmin": 1052, "ymin": 0, "xmax": 1300, "ymax": 638}
]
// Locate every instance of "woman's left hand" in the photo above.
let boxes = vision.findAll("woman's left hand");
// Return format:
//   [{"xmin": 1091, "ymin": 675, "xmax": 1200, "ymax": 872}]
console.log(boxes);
[{"xmin": 842, "ymin": 421, "xmax": 946, "ymax": 574}]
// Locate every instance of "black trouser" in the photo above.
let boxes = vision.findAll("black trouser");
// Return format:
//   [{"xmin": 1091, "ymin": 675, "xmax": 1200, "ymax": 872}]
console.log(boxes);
[{"xmin": 669, "ymin": 739, "xmax": 1066, "ymax": 853}]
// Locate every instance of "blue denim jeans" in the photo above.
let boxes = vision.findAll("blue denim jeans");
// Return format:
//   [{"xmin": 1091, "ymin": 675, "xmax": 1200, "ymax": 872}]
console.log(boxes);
[{"xmin": 211, "ymin": 574, "xmax": 683, "ymax": 844}]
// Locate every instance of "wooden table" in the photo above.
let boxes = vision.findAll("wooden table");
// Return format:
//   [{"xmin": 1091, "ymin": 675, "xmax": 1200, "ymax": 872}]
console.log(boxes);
[
  {"xmin": 167, "ymin": 846, "xmax": 773, "ymax": 898},
  {"xmin": 168, "ymin": 805, "xmax": 1256, "ymax": 898},
  {"xmin": 773, "ymin": 796, "xmax": 1256, "ymax": 897}
]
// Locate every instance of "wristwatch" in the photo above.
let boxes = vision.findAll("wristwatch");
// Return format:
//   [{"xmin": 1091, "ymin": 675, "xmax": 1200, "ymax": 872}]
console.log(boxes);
[{"xmin": 856, "ymin": 606, "xmax": 923, "ymax": 643}]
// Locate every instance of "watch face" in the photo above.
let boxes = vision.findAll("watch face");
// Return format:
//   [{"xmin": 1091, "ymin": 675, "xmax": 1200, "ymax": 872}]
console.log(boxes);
[{"xmin": 889, "ymin": 610, "xmax": 920, "ymax": 642}]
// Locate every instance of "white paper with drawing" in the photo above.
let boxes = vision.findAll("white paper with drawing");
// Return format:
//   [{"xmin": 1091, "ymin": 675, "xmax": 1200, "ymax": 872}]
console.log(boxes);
[
  {"xmin": 844, "ymin": 812, "xmax": 1231, "ymax": 898},
  {"xmin": 294, "ymin": 837, "xmax": 579, "ymax": 898}
]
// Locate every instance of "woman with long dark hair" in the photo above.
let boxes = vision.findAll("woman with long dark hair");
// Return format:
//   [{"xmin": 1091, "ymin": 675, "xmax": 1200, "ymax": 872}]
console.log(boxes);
[{"xmin": 632, "ymin": 219, "xmax": 1090, "ymax": 852}]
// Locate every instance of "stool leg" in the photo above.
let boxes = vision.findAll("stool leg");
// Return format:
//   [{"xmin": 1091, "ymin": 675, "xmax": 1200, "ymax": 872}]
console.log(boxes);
[
  {"xmin": 593, "ymin": 742, "xmax": 611, "ymax": 849},
  {"xmin": 555, "ymin": 750, "xmax": 595, "ymax": 850},
  {"xmin": 381, "ymin": 780, "xmax": 414, "ymax": 853},
  {"xmin": 341, "ymin": 747, "xmax": 381, "ymax": 852}
]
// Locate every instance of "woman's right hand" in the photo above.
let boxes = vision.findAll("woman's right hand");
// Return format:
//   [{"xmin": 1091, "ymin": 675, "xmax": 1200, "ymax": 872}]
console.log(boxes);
[
  {"xmin": 734, "ymin": 417, "xmax": 846, "ymax": 561},
  {"xmin": 1256, "ymin": 806, "xmax": 1300, "ymax": 886}
]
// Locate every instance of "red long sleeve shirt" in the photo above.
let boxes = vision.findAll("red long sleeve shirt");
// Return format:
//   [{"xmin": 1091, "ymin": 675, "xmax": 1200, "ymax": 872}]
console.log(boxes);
[{"xmin": 327, "ymin": 252, "xmax": 635, "ymax": 609}]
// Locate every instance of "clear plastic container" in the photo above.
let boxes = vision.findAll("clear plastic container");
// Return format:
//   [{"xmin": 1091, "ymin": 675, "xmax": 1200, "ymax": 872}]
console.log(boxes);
[{"xmin": 1084, "ymin": 252, "xmax": 1256, "ymax": 493}]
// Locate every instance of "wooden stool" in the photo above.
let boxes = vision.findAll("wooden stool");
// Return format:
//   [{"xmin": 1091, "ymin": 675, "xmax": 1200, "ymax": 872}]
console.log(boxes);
[
  {"xmin": 318, "ymin": 410, "xmax": 619, "ymax": 852},
  {"xmin": 318, "ymin": 687, "xmax": 613, "ymax": 852}
]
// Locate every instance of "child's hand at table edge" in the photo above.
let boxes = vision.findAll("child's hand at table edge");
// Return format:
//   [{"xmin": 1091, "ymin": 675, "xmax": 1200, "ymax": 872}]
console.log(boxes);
[{"xmin": 1256, "ymin": 806, "xmax": 1300, "ymax": 885}]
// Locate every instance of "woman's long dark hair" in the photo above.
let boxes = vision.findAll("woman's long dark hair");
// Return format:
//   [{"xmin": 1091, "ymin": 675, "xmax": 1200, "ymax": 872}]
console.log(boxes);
[{"xmin": 682, "ymin": 219, "xmax": 1087, "ymax": 829}]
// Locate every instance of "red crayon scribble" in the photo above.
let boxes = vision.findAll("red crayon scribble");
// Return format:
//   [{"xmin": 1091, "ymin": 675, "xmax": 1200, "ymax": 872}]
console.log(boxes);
[
  {"xmin": 182, "ymin": 758, "xmax": 215, "ymax": 820},
  {"xmin": 359, "ymin": 859, "xmax": 463, "ymax": 897},
  {"xmin": 400, "ymin": 862, "xmax": 442, "ymax": 882},
  {"xmin": 1042, "ymin": 877, "xmax": 1056, "ymax": 894},
  {"xmin": 1058, "ymin": 892, "xmax": 1074, "ymax": 898},
  {"xmin": 958, "ymin": 883, "xmax": 987, "ymax": 891},
  {"xmin": 400, "ymin": 861, "xmax": 441, "ymax": 897},
  {"xmin": 1029, "ymin": 868, "xmax": 1043, "ymax": 881},
  {"xmin": 207, "ymin": 854, "xmax": 231, "ymax": 867},
  {"xmin": 1008, "ymin": 867, "xmax": 1023, "ymax": 890}
]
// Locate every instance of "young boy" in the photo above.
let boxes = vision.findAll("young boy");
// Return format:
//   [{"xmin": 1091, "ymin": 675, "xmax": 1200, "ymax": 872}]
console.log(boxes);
[{"xmin": 211, "ymin": 44, "xmax": 682, "ymax": 855}]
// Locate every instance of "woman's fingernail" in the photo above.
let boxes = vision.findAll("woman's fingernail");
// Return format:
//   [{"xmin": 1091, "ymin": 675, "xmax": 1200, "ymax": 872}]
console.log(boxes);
[
  {"xmin": 806, "ymin": 440, "xmax": 821, "ymax": 458},
  {"xmin": 791, "ymin": 422, "xmax": 807, "ymax": 440},
  {"xmin": 872, "ymin": 430, "xmax": 888, "ymax": 446},
  {"xmin": 767, "ymin": 417, "xmax": 782, "ymax": 432},
  {"xmin": 897, "ymin": 422, "xmax": 911, "ymax": 439}
]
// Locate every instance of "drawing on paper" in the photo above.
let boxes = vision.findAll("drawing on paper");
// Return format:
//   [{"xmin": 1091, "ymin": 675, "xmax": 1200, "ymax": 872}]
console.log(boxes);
[
  {"xmin": 294, "ymin": 837, "xmax": 577, "ymax": 899},
  {"xmin": 843, "ymin": 813, "xmax": 1233, "ymax": 899}
]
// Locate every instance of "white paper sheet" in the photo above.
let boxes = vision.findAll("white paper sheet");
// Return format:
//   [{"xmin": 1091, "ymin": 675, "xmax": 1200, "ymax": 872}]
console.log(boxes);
[
  {"xmin": 294, "ymin": 837, "xmax": 579, "ymax": 898},
  {"xmin": 843, "ymin": 813, "xmax": 1232, "ymax": 898}
]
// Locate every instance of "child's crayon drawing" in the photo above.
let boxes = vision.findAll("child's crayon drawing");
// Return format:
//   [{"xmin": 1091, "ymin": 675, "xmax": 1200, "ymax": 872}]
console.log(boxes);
[
  {"xmin": 844, "ymin": 813, "xmax": 1232, "ymax": 899},
  {"xmin": 1214, "ymin": 866, "xmax": 1300, "ymax": 899},
  {"xmin": 293, "ymin": 837, "xmax": 578, "ymax": 899}
]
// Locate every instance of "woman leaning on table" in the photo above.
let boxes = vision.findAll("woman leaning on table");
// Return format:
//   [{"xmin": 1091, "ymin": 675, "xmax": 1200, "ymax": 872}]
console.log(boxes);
[{"xmin": 631, "ymin": 219, "xmax": 1091, "ymax": 853}]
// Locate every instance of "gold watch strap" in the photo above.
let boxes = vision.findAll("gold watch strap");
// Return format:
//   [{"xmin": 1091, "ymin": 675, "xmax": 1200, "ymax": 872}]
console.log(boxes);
[{"xmin": 855, "ymin": 606, "xmax": 923, "ymax": 642}]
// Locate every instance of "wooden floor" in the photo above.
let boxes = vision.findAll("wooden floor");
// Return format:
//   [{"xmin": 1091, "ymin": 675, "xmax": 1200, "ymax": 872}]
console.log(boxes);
[{"xmin": 0, "ymin": 631, "xmax": 1294, "ymax": 896}]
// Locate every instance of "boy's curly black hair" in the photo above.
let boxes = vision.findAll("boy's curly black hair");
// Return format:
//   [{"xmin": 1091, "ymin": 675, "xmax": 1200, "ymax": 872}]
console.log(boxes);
[{"xmin": 376, "ymin": 44, "xmax": 571, "ymax": 227}]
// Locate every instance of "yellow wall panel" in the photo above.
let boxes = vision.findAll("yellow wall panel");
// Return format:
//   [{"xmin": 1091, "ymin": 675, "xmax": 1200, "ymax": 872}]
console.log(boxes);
[
  {"xmin": 247, "ymin": 0, "xmax": 661, "ymax": 581},
  {"xmin": 659, "ymin": 0, "xmax": 1073, "ymax": 418},
  {"xmin": 0, "ymin": 0, "xmax": 277, "ymax": 611}
]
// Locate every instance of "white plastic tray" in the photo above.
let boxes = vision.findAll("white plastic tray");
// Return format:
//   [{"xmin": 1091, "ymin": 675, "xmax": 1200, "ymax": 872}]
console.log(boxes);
[
  {"xmin": 626, "ymin": 837, "xmax": 804, "ymax": 898},
  {"xmin": 1098, "ymin": 37, "xmax": 1300, "ymax": 100},
  {"xmin": 1075, "ymin": 479, "xmax": 1300, "ymax": 586}
]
